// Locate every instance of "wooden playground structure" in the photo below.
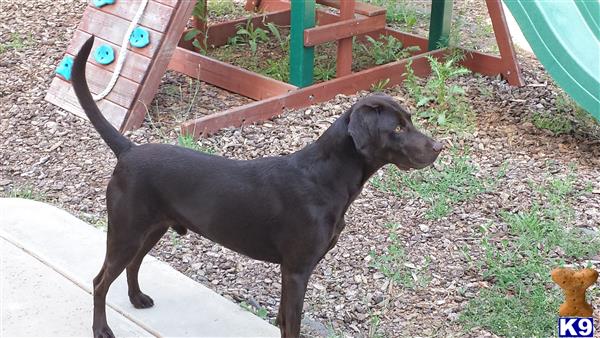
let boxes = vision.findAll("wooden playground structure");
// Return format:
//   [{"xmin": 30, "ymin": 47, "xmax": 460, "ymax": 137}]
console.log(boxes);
[{"xmin": 46, "ymin": 0, "xmax": 524, "ymax": 137}]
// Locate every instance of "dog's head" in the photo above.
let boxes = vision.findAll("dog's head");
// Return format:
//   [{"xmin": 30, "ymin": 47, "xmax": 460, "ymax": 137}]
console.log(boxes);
[{"xmin": 348, "ymin": 94, "xmax": 442, "ymax": 170}]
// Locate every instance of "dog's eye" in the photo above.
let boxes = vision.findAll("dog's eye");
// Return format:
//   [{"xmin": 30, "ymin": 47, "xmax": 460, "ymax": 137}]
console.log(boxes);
[{"xmin": 395, "ymin": 125, "xmax": 406, "ymax": 133}]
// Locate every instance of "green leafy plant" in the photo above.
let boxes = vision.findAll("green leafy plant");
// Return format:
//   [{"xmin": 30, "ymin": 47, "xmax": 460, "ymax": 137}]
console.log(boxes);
[
  {"xmin": 262, "ymin": 55, "xmax": 289, "ymax": 82},
  {"xmin": 240, "ymin": 301, "xmax": 269, "ymax": 320},
  {"xmin": 370, "ymin": 78, "xmax": 390, "ymax": 92},
  {"xmin": 0, "ymin": 32, "xmax": 32, "ymax": 54},
  {"xmin": 182, "ymin": 1, "xmax": 209, "ymax": 53},
  {"xmin": 5, "ymin": 184, "xmax": 46, "ymax": 201},
  {"xmin": 177, "ymin": 133, "xmax": 215, "ymax": 154},
  {"xmin": 183, "ymin": 28, "xmax": 208, "ymax": 54},
  {"xmin": 208, "ymin": 0, "xmax": 240, "ymax": 17},
  {"xmin": 229, "ymin": 19, "xmax": 270, "ymax": 54},
  {"xmin": 365, "ymin": 0, "xmax": 425, "ymax": 31},
  {"xmin": 404, "ymin": 56, "xmax": 473, "ymax": 132},
  {"xmin": 314, "ymin": 55, "xmax": 336, "ymax": 82},
  {"xmin": 532, "ymin": 111, "xmax": 573, "ymax": 135},
  {"xmin": 361, "ymin": 35, "xmax": 418, "ymax": 65}
]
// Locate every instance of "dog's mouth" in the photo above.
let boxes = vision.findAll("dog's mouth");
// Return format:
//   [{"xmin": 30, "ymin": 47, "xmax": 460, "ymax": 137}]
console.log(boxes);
[{"xmin": 395, "ymin": 156, "xmax": 439, "ymax": 171}]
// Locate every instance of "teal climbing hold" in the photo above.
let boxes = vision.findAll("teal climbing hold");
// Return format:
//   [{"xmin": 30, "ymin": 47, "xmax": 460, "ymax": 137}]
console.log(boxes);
[
  {"xmin": 94, "ymin": 44, "xmax": 115, "ymax": 65},
  {"xmin": 92, "ymin": 0, "xmax": 115, "ymax": 8},
  {"xmin": 129, "ymin": 27, "xmax": 150, "ymax": 48},
  {"xmin": 55, "ymin": 56, "xmax": 74, "ymax": 81}
]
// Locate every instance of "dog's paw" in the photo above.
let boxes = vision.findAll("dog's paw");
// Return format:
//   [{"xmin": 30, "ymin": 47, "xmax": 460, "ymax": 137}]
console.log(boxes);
[
  {"xmin": 130, "ymin": 292, "xmax": 154, "ymax": 309},
  {"xmin": 93, "ymin": 325, "xmax": 115, "ymax": 338}
]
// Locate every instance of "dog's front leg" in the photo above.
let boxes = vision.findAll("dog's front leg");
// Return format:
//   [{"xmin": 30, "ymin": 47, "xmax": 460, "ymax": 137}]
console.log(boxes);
[{"xmin": 279, "ymin": 265, "xmax": 314, "ymax": 338}]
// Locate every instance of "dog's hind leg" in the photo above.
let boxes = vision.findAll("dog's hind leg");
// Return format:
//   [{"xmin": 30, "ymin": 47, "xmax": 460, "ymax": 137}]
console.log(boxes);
[
  {"xmin": 126, "ymin": 226, "xmax": 169, "ymax": 308},
  {"xmin": 92, "ymin": 221, "xmax": 147, "ymax": 338}
]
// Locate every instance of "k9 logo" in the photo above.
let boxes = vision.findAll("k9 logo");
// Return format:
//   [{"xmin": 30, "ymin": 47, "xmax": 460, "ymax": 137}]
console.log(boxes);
[{"xmin": 558, "ymin": 318, "xmax": 594, "ymax": 338}]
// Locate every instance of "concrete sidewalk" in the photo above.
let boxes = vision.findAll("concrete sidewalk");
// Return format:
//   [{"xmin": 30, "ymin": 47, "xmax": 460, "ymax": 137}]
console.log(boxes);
[{"xmin": 0, "ymin": 198, "xmax": 279, "ymax": 337}]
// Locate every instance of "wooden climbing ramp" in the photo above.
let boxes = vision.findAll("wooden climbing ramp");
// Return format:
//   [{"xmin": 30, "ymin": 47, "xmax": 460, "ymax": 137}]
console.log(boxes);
[{"xmin": 45, "ymin": 0, "xmax": 195, "ymax": 131}]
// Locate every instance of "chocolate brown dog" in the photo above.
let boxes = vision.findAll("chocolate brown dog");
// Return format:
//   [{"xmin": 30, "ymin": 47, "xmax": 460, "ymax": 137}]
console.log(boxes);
[{"xmin": 72, "ymin": 36, "xmax": 442, "ymax": 338}]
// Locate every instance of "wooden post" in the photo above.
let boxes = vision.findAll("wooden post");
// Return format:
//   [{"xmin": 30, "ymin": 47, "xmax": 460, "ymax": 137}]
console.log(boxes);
[
  {"xmin": 336, "ymin": 1, "xmax": 355, "ymax": 77},
  {"xmin": 428, "ymin": 0, "xmax": 453, "ymax": 50},
  {"xmin": 485, "ymin": 0, "xmax": 525, "ymax": 86},
  {"xmin": 290, "ymin": 0, "xmax": 315, "ymax": 87}
]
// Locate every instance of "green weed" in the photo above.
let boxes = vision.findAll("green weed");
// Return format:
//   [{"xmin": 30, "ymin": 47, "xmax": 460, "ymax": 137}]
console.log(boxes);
[
  {"xmin": 208, "ymin": 0, "xmax": 242, "ymax": 17},
  {"xmin": 240, "ymin": 301, "xmax": 269, "ymax": 320},
  {"xmin": 0, "ymin": 32, "xmax": 31, "ymax": 54},
  {"xmin": 361, "ymin": 35, "xmax": 418, "ymax": 66},
  {"xmin": 404, "ymin": 55, "xmax": 474, "ymax": 133},
  {"xmin": 532, "ymin": 112, "xmax": 573, "ymax": 135},
  {"xmin": 177, "ymin": 133, "xmax": 215, "ymax": 154},
  {"xmin": 370, "ymin": 78, "xmax": 390, "ymax": 92},
  {"xmin": 460, "ymin": 172, "xmax": 600, "ymax": 337},
  {"xmin": 314, "ymin": 55, "xmax": 336, "ymax": 82},
  {"xmin": 372, "ymin": 148, "xmax": 487, "ymax": 219},
  {"xmin": 370, "ymin": 223, "xmax": 432, "ymax": 289},
  {"xmin": 6, "ymin": 185, "xmax": 46, "ymax": 201},
  {"xmin": 364, "ymin": 0, "xmax": 426, "ymax": 31},
  {"xmin": 229, "ymin": 19, "xmax": 270, "ymax": 54}
]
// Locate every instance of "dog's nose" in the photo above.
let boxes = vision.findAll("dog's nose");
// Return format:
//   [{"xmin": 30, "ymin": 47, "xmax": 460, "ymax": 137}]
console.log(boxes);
[{"xmin": 432, "ymin": 141, "xmax": 443, "ymax": 152}]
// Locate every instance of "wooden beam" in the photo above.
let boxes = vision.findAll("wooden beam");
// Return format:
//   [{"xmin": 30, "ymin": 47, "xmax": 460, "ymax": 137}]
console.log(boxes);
[
  {"xmin": 181, "ymin": 49, "xmax": 446, "ymax": 137},
  {"xmin": 316, "ymin": 0, "xmax": 386, "ymax": 17},
  {"xmin": 485, "ymin": 0, "xmax": 525, "ymax": 86},
  {"xmin": 168, "ymin": 46, "xmax": 297, "ymax": 100},
  {"xmin": 304, "ymin": 14, "xmax": 386, "ymax": 47},
  {"xmin": 336, "ymin": 1, "xmax": 356, "ymax": 78}
]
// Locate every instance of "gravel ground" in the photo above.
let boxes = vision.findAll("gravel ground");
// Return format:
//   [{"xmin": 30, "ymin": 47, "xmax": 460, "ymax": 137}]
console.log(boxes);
[{"xmin": 2, "ymin": 1, "xmax": 599, "ymax": 338}]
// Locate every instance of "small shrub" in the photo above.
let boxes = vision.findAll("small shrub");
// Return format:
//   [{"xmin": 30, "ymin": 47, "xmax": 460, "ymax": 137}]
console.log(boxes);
[
  {"xmin": 532, "ymin": 112, "xmax": 572, "ymax": 135},
  {"xmin": 404, "ymin": 55, "xmax": 474, "ymax": 133},
  {"xmin": 361, "ymin": 35, "xmax": 418, "ymax": 65}
]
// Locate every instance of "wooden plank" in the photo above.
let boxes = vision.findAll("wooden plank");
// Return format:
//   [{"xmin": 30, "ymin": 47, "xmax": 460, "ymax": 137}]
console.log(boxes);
[
  {"xmin": 78, "ymin": 8, "xmax": 163, "ymax": 59},
  {"xmin": 45, "ymin": 77, "xmax": 127, "ymax": 128},
  {"xmin": 336, "ymin": 0, "xmax": 355, "ymax": 77},
  {"xmin": 317, "ymin": 0, "xmax": 386, "ymax": 17},
  {"xmin": 181, "ymin": 96, "xmax": 285, "ymax": 137},
  {"xmin": 91, "ymin": 0, "xmax": 175, "ymax": 33},
  {"xmin": 485, "ymin": 0, "xmax": 525, "ymax": 86},
  {"xmin": 78, "ymin": 62, "xmax": 140, "ymax": 109},
  {"xmin": 153, "ymin": 0, "xmax": 178, "ymax": 8},
  {"xmin": 124, "ymin": 0, "xmax": 197, "ymax": 131},
  {"xmin": 459, "ymin": 49, "xmax": 506, "ymax": 77},
  {"xmin": 258, "ymin": 0, "xmax": 290, "ymax": 12},
  {"xmin": 168, "ymin": 46, "xmax": 297, "ymax": 100},
  {"xmin": 372, "ymin": 28, "xmax": 430, "ymax": 52},
  {"xmin": 284, "ymin": 49, "xmax": 445, "ymax": 109},
  {"xmin": 181, "ymin": 49, "xmax": 446, "ymax": 136},
  {"xmin": 245, "ymin": 0, "xmax": 261, "ymax": 11},
  {"xmin": 67, "ymin": 30, "xmax": 151, "ymax": 83},
  {"xmin": 304, "ymin": 14, "xmax": 386, "ymax": 46}
]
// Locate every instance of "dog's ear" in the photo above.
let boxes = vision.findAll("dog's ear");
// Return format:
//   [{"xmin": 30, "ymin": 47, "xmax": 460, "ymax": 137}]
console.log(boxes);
[{"xmin": 348, "ymin": 100, "xmax": 379, "ymax": 158}]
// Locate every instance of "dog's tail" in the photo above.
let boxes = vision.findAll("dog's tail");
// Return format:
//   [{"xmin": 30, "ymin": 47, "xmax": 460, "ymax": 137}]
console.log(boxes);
[{"xmin": 71, "ymin": 36, "xmax": 133, "ymax": 157}]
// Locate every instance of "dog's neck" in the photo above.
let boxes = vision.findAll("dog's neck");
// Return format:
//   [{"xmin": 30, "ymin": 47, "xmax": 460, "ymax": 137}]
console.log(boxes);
[{"xmin": 292, "ymin": 111, "xmax": 383, "ymax": 198}]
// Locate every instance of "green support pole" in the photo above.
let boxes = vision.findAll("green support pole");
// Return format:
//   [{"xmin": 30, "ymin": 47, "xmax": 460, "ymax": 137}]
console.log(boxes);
[
  {"xmin": 428, "ymin": 0, "xmax": 453, "ymax": 50},
  {"xmin": 290, "ymin": 0, "xmax": 315, "ymax": 87}
]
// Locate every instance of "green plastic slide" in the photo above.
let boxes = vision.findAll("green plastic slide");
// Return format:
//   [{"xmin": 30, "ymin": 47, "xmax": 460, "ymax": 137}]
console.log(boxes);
[{"xmin": 503, "ymin": 0, "xmax": 599, "ymax": 120}]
